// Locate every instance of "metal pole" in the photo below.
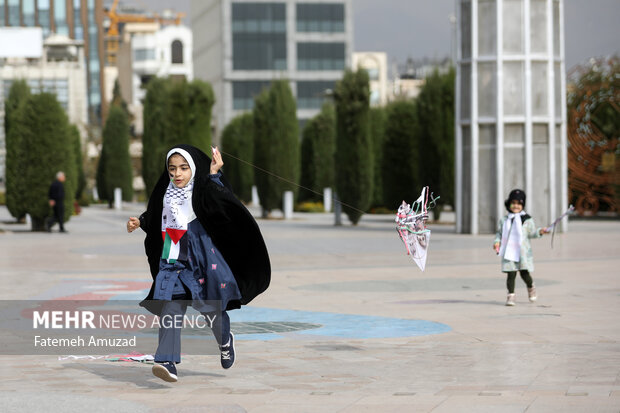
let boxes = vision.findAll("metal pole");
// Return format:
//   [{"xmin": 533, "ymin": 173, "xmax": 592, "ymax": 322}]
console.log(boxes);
[{"xmin": 333, "ymin": 191, "xmax": 342, "ymax": 226}]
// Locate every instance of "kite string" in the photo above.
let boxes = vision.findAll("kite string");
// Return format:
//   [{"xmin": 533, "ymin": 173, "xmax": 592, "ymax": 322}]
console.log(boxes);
[
  {"xmin": 428, "ymin": 192, "xmax": 440, "ymax": 210},
  {"xmin": 219, "ymin": 149, "xmax": 368, "ymax": 215}
]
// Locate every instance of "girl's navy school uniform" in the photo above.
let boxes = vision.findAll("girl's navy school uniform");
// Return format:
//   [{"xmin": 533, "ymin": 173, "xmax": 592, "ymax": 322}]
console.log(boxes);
[{"xmin": 137, "ymin": 145, "xmax": 270, "ymax": 382}]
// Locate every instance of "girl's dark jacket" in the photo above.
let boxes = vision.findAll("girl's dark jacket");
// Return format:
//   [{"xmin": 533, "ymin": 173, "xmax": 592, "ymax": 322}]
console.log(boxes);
[{"xmin": 138, "ymin": 144, "xmax": 271, "ymax": 314}]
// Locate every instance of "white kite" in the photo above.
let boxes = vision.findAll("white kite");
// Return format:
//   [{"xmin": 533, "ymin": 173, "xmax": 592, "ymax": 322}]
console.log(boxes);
[
  {"xmin": 544, "ymin": 204, "xmax": 575, "ymax": 248},
  {"xmin": 395, "ymin": 186, "xmax": 438, "ymax": 271}
]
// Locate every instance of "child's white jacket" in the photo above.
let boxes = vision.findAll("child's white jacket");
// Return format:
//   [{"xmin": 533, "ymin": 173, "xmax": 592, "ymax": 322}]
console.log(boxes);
[{"xmin": 494, "ymin": 214, "xmax": 543, "ymax": 272}]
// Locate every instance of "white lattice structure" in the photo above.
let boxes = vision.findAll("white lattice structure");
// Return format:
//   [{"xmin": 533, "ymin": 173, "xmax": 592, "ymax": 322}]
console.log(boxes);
[{"xmin": 455, "ymin": 0, "xmax": 568, "ymax": 234}]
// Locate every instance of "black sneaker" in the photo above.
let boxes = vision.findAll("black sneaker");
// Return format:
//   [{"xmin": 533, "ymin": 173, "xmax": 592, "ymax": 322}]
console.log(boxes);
[
  {"xmin": 220, "ymin": 332, "xmax": 235, "ymax": 369},
  {"xmin": 152, "ymin": 362, "xmax": 178, "ymax": 382}
]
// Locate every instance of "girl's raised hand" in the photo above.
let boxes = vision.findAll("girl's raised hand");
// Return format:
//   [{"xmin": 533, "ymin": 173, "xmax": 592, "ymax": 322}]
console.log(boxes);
[
  {"xmin": 127, "ymin": 217, "xmax": 140, "ymax": 233},
  {"xmin": 210, "ymin": 146, "xmax": 224, "ymax": 174}
]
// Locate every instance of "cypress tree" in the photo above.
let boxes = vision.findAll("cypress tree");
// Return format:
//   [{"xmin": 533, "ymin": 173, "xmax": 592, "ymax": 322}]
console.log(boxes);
[
  {"xmin": 299, "ymin": 103, "xmax": 336, "ymax": 202},
  {"xmin": 221, "ymin": 112, "xmax": 254, "ymax": 203},
  {"xmin": 299, "ymin": 123, "xmax": 316, "ymax": 202},
  {"xmin": 142, "ymin": 77, "xmax": 171, "ymax": 196},
  {"xmin": 271, "ymin": 80, "xmax": 300, "ymax": 198},
  {"xmin": 98, "ymin": 105, "xmax": 133, "ymax": 206},
  {"xmin": 253, "ymin": 89, "xmax": 275, "ymax": 216},
  {"xmin": 253, "ymin": 80, "xmax": 299, "ymax": 216},
  {"xmin": 369, "ymin": 107, "xmax": 387, "ymax": 208},
  {"xmin": 186, "ymin": 79, "xmax": 215, "ymax": 153},
  {"xmin": 417, "ymin": 68, "xmax": 455, "ymax": 218},
  {"xmin": 95, "ymin": 147, "xmax": 109, "ymax": 203},
  {"xmin": 69, "ymin": 124, "xmax": 86, "ymax": 201},
  {"xmin": 333, "ymin": 69, "xmax": 372, "ymax": 225},
  {"xmin": 111, "ymin": 78, "xmax": 131, "ymax": 120},
  {"xmin": 382, "ymin": 100, "xmax": 420, "ymax": 209},
  {"xmin": 142, "ymin": 77, "xmax": 217, "ymax": 197},
  {"xmin": 167, "ymin": 79, "xmax": 189, "ymax": 146},
  {"xmin": 20, "ymin": 93, "xmax": 76, "ymax": 230},
  {"xmin": 4, "ymin": 80, "xmax": 31, "ymax": 221}
]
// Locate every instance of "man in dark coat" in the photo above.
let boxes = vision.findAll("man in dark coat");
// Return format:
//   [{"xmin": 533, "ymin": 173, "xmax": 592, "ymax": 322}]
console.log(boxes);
[{"xmin": 46, "ymin": 171, "xmax": 66, "ymax": 233}]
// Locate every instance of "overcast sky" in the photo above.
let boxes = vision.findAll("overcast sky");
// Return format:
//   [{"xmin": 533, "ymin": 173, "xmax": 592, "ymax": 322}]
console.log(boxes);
[
  {"xmin": 354, "ymin": 0, "xmax": 620, "ymax": 70},
  {"xmin": 136, "ymin": 0, "xmax": 619, "ymax": 71}
]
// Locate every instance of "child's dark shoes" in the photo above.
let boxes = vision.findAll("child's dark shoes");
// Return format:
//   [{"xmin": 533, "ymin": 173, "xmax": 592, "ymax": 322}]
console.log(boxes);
[
  {"xmin": 220, "ymin": 332, "xmax": 236, "ymax": 369},
  {"xmin": 152, "ymin": 362, "xmax": 178, "ymax": 382}
]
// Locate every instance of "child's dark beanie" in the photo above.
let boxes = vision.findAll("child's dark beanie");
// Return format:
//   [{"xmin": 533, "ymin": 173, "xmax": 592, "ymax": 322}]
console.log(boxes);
[{"xmin": 505, "ymin": 189, "xmax": 526, "ymax": 211}]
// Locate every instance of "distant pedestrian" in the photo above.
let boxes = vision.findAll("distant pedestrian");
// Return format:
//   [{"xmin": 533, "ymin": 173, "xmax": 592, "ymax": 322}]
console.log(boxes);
[
  {"xmin": 46, "ymin": 171, "xmax": 67, "ymax": 233},
  {"xmin": 493, "ymin": 189, "xmax": 548, "ymax": 306},
  {"xmin": 126, "ymin": 144, "xmax": 270, "ymax": 383}
]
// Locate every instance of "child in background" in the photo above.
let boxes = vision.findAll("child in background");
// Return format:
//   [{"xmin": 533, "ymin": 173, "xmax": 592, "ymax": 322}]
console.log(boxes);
[{"xmin": 493, "ymin": 189, "xmax": 547, "ymax": 306}]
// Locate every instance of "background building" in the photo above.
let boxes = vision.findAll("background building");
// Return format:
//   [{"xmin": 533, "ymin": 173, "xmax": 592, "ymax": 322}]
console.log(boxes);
[
  {"xmin": 388, "ymin": 57, "xmax": 453, "ymax": 101},
  {"xmin": 352, "ymin": 51, "xmax": 387, "ymax": 106},
  {"xmin": 0, "ymin": 0, "xmax": 104, "ymax": 124},
  {"xmin": 0, "ymin": 27, "xmax": 88, "ymax": 185},
  {"xmin": 98, "ymin": 2, "xmax": 190, "ymax": 193},
  {"xmin": 456, "ymin": 0, "xmax": 568, "ymax": 234},
  {"xmin": 191, "ymin": 0, "xmax": 353, "ymax": 138},
  {"xmin": 107, "ymin": 21, "xmax": 192, "ymax": 135},
  {"xmin": 102, "ymin": 0, "xmax": 189, "ymax": 133}
]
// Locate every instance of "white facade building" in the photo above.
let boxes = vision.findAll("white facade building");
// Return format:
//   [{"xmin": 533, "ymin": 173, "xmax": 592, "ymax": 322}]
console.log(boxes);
[
  {"xmin": 352, "ymin": 52, "xmax": 388, "ymax": 106},
  {"xmin": 390, "ymin": 77, "xmax": 424, "ymax": 101},
  {"xmin": 107, "ymin": 23, "xmax": 193, "ymax": 136},
  {"xmin": 191, "ymin": 0, "xmax": 353, "ymax": 138},
  {"xmin": 130, "ymin": 24, "xmax": 194, "ymax": 106},
  {"xmin": 0, "ymin": 29, "xmax": 88, "ymax": 186},
  {"xmin": 456, "ymin": 0, "xmax": 567, "ymax": 234}
]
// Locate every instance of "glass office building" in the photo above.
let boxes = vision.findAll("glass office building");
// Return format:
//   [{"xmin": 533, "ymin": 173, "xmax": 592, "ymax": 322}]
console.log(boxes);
[
  {"xmin": 0, "ymin": 0, "xmax": 104, "ymax": 123},
  {"xmin": 192, "ymin": 0, "xmax": 353, "ymax": 137},
  {"xmin": 456, "ymin": 0, "xmax": 567, "ymax": 234}
]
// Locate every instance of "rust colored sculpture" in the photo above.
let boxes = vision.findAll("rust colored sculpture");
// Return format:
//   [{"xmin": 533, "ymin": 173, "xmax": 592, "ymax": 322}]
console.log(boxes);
[{"xmin": 567, "ymin": 56, "xmax": 619, "ymax": 216}]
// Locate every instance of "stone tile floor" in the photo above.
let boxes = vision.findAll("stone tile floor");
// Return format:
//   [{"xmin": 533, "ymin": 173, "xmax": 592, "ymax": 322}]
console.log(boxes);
[{"xmin": 0, "ymin": 204, "xmax": 618, "ymax": 412}]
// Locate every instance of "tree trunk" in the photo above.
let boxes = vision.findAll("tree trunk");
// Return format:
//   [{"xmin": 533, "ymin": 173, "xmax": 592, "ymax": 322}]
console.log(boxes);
[{"xmin": 31, "ymin": 217, "xmax": 47, "ymax": 232}]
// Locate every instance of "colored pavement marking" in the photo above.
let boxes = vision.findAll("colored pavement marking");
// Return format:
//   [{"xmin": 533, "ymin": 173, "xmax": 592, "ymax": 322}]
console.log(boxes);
[
  {"xmin": 35, "ymin": 279, "xmax": 451, "ymax": 341},
  {"xmin": 229, "ymin": 306, "xmax": 451, "ymax": 341}
]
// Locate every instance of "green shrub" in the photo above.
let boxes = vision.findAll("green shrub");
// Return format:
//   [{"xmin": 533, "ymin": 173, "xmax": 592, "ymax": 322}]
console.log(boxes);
[{"xmin": 295, "ymin": 201, "xmax": 325, "ymax": 213}]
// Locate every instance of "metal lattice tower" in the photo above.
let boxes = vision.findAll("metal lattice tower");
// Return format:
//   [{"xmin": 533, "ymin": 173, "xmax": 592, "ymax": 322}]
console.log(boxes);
[{"xmin": 455, "ymin": 0, "xmax": 568, "ymax": 234}]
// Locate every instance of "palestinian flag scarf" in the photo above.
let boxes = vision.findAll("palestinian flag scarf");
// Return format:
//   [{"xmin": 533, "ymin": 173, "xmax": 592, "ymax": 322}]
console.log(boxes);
[{"xmin": 161, "ymin": 148, "xmax": 197, "ymax": 263}]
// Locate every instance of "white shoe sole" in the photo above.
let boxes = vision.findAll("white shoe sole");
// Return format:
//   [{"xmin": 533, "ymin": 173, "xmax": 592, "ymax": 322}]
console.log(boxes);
[{"xmin": 152, "ymin": 364, "xmax": 178, "ymax": 382}]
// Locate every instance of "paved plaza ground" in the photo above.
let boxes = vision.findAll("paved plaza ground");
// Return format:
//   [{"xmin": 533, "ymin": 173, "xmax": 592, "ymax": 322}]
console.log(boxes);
[{"xmin": 0, "ymin": 203, "xmax": 619, "ymax": 412}]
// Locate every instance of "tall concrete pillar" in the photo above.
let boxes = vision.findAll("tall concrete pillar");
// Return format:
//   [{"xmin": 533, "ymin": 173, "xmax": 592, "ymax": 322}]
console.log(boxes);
[{"xmin": 456, "ymin": 0, "xmax": 568, "ymax": 234}]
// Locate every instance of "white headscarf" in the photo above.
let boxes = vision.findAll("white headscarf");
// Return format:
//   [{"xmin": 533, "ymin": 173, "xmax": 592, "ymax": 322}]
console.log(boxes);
[
  {"xmin": 161, "ymin": 149, "xmax": 197, "ymax": 262},
  {"xmin": 166, "ymin": 147, "xmax": 196, "ymax": 185},
  {"xmin": 499, "ymin": 211, "xmax": 525, "ymax": 262}
]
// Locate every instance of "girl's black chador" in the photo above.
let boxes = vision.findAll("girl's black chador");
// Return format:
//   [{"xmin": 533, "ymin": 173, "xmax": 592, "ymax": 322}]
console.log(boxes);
[{"xmin": 129, "ymin": 144, "xmax": 270, "ymax": 381}]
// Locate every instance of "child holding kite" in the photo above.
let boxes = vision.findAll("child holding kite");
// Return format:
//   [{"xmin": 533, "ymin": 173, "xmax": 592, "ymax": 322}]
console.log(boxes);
[
  {"xmin": 127, "ymin": 144, "xmax": 270, "ymax": 382},
  {"xmin": 493, "ymin": 189, "xmax": 547, "ymax": 306}
]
